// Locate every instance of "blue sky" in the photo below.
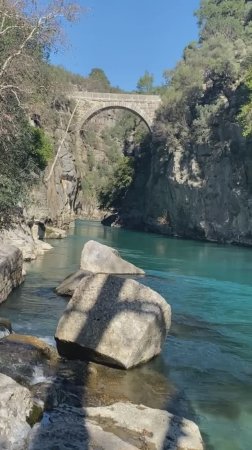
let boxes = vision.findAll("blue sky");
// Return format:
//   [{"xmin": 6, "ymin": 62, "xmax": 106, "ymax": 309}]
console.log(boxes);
[{"xmin": 51, "ymin": 0, "xmax": 200, "ymax": 91}]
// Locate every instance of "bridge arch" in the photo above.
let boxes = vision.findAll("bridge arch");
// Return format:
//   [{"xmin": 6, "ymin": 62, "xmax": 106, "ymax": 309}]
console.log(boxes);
[
  {"xmin": 71, "ymin": 91, "xmax": 161, "ymax": 134},
  {"xmin": 80, "ymin": 104, "xmax": 152, "ymax": 132}
]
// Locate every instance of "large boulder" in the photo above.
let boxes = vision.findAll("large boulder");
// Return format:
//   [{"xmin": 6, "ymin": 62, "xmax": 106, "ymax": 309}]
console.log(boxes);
[
  {"xmin": 55, "ymin": 274, "xmax": 171, "ymax": 369},
  {"xmin": 27, "ymin": 402, "xmax": 203, "ymax": 450},
  {"xmin": 0, "ymin": 373, "xmax": 36, "ymax": 450},
  {"xmin": 0, "ymin": 244, "xmax": 24, "ymax": 304},
  {"xmin": 80, "ymin": 240, "xmax": 145, "ymax": 275}
]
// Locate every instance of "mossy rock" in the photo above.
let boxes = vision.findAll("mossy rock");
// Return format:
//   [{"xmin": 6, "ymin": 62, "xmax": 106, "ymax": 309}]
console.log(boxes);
[{"xmin": 5, "ymin": 334, "xmax": 59, "ymax": 363}]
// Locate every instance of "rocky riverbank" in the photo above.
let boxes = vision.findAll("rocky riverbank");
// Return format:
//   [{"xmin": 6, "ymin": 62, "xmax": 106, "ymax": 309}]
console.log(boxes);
[
  {"xmin": 0, "ymin": 239, "xmax": 204, "ymax": 449},
  {"xmin": 0, "ymin": 245, "xmax": 24, "ymax": 304}
]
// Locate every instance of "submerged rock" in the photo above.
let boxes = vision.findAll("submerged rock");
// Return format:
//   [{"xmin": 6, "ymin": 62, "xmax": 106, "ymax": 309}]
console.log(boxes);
[
  {"xmin": 80, "ymin": 240, "xmax": 145, "ymax": 275},
  {"xmin": 27, "ymin": 402, "xmax": 203, "ymax": 450},
  {"xmin": 0, "ymin": 244, "xmax": 24, "ymax": 304},
  {"xmin": 44, "ymin": 226, "xmax": 67, "ymax": 239},
  {"xmin": 55, "ymin": 274, "xmax": 171, "ymax": 369},
  {"xmin": 56, "ymin": 269, "xmax": 90, "ymax": 297},
  {"xmin": 0, "ymin": 373, "xmax": 34, "ymax": 450},
  {"xmin": 0, "ymin": 317, "xmax": 12, "ymax": 339},
  {"xmin": 4, "ymin": 334, "xmax": 59, "ymax": 362}
]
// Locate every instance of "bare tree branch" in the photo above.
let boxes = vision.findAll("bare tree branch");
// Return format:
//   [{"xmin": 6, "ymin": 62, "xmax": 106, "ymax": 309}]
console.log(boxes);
[{"xmin": 46, "ymin": 99, "xmax": 80, "ymax": 182}]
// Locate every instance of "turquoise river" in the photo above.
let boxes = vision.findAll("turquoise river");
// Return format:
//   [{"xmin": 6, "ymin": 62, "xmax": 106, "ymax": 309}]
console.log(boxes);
[{"xmin": 0, "ymin": 220, "xmax": 251, "ymax": 450}]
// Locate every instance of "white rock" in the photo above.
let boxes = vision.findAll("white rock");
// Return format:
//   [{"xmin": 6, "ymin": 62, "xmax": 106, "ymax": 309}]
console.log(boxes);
[
  {"xmin": 55, "ymin": 274, "xmax": 171, "ymax": 369},
  {"xmin": 80, "ymin": 240, "xmax": 145, "ymax": 275},
  {"xmin": 0, "ymin": 244, "xmax": 24, "ymax": 304},
  {"xmin": 0, "ymin": 373, "xmax": 34, "ymax": 450}
]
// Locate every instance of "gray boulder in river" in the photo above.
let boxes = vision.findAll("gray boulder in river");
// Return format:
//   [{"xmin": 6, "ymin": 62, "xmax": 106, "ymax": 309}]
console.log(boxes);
[
  {"xmin": 27, "ymin": 402, "xmax": 203, "ymax": 450},
  {"xmin": 80, "ymin": 240, "xmax": 145, "ymax": 275},
  {"xmin": 55, "ymin": 273, "xmax": 171, "ymax": 369}
]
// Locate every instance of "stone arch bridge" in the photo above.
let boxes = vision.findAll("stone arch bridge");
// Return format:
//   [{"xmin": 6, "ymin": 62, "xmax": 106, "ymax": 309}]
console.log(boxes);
[{"xmin": 70, "ymin": 91, "xmax": 162, "ymax": 132}]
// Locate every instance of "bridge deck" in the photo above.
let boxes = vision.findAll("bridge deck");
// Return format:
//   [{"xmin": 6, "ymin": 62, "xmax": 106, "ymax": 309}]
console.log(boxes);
[{"xmin": 70, "ymin": 91, "xmax": 161, "ymax": 103}]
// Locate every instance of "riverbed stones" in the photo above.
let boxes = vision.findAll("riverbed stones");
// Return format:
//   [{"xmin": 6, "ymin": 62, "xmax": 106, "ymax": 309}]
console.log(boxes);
[
  {"xmin": 80, "ymin": 240, "xmax": 145, "ymax": 274},
  {"xmin": 0, "ymin": 373, "xmax": 34, "ymax": 450},
  {"xmin": 5, "ymin": 334, "xmax": 59, "ymax": 362},
  {"xmin": 44, "ymin": 226, "xmax": 67, "ymax": 239},
  {"xmin": 55, "ymin": 274, "xmax": 171, "ymax": 369},
  {"xmin": 27, "ymin": 402, "xmax": 203, "ymax": 450},
  {"xmin": 0, "ymin": 244, "xmax": 24, "ymax": 304}
]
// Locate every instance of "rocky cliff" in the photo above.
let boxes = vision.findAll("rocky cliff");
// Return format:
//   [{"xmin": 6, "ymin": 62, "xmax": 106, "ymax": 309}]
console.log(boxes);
[{"xmin": 114, "ymin": 112, "xmax": 252, "ymax": 246}]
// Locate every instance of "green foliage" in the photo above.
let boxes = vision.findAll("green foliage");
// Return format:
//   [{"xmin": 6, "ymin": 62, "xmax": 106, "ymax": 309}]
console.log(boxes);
[
  {"xmin": 88, "ymin": 68, "xmax": 111, "ymax": 89},
  {"xmin": 136, "ymin": 71, "xmax": 154, "ymax": 93},
  {"xmin": 28, "ymin": 128, "xmax": 53, "ymax": 170},
  {"xmin": 153, "ymin": 0, "xmax": 252, "ymax": 158},
  {"xmin": 98, "ymin": 157, "xmax": 134, "ymax": 209},
  {"xmin": 195, "ymin": 0, "xmax": 252, "ymax": 41},
  {"xmin": 238, "ymin": 69, "xmax": 252, "ymax": 136},
  {"xmin": 0, "ymin": 121, "xmax": 53, "ymax": 217}
]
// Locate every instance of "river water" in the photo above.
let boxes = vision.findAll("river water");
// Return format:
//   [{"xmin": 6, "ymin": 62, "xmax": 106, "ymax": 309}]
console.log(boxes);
[{"xmin": 0, "ymin": 220, "xmax": 252, "ymax": 450}]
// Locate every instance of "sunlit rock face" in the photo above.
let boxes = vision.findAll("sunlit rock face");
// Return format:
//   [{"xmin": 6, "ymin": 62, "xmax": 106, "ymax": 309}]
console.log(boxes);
[
  {"xmin": 80, "ymin": 240, "xmax": 145, "ymax": 275},
  {"xmin": 117, "ymin": 123, "xmax": 252, "ymax": 246},
  {"xmin": 55, "ymin": 273, "xmax": 171, "ymax": 369},
  {"xmin": 27, "ymin": 402, "xmax": 204, "ymax": 450},
  {"xmin": 0, "ymin": 244, "xmax": 24, "ymax": 304},
  {"xmin": 0, "ymin": 373, "xmax": 34, "ymax": 450}
]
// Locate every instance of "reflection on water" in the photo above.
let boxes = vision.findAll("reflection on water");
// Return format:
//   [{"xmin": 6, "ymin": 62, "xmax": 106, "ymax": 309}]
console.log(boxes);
[{"xmin": 1, "ymin": 220, "xmax": 252, "ymax": 449}]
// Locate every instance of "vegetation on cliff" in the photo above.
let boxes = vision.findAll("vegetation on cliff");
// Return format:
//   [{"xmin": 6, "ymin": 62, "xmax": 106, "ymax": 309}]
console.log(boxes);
[
  {"xmin": 238, "ymin": 68, "xmax": 252, "ymax": 136},
  {"xmin": 76, "ymin": 110, "xmax": 149, "ymax": 214},
  {"xmin": 0, "ymin": 0, "xmax": 122, "ymax": 224},
  {"xmin": 152, "ymin": 0, "xmax": 252, "ymax": 154},
  {"xmin": 0, "ymin": 0, "xmax": 81, "ymax": 224}
]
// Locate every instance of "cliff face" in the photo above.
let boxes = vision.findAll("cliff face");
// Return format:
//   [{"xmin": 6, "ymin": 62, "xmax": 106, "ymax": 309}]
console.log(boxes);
[
  {"xmin": 28, "ymin": 106, "xmax": 146, "ymax": 226},
  {"xmin": 27, "ymin": 101, "xmax": 78, "ymax": 227},
  {"xmin": 119, "ymin": 121, "xmax": 252, "ymax": 246}
]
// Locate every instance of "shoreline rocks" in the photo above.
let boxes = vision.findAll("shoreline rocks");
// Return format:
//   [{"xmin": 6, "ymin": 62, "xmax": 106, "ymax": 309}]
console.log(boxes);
[
  {"xmin": 27, "ymin": 402, "xmax": 203, "ymax": 450},
  {"xmin": 0, "ymin": 222, "xmax": 53, "ymax": 262},
  {"xmin": 55, "ymin": 273, "xmax": 171, "ymax": 369},
  {"xmin": 0, "ymin": 245, "xmax": 24, "ymax": 304},
  {"xmin": 0, "ymin": 373, "xmax": 36, "ymax": 450}
]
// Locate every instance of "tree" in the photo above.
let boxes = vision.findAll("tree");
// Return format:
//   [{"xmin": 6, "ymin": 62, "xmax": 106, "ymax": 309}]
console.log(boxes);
[
  {"xmin": 0, "ymin": 0, "xmax": 81, "ymax": 220},
  {"xmin": 136, "ymin": 71, "xmax": 154, "ymax": 94},
  {"xmin": 98, "ymin": 157, "xmax": 134, "ymax": 209},
  {"xmin": 195, "ymin": 0, "xmax": 252, "ymax": 41},
  {"xmin": 0, "ymin": 0, "xmax": 80, "ymax": 139},
  {"xmin": 88, "ymin": 67, "xmax": 111, "ymax": 91},
  {"xmin": 238, "ymin": 68, "xmax": 252, "ymax": 136}
]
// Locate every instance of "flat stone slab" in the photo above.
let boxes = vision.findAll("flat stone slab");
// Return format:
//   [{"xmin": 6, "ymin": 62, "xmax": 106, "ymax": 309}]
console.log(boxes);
[{"xmin": 27, "ymin": 402, "xmax": 203, "ymax": 450}]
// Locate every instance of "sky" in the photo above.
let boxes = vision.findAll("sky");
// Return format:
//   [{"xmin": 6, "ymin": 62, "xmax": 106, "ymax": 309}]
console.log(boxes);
[{"xmin": 50, "ymin": 0, "xmax": 200, "ymax": 91}]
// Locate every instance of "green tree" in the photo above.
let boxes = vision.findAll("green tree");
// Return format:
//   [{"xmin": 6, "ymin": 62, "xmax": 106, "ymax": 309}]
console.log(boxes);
[
  {"xmin": 238, "ymin": 69, "xmax": 252, "ymax": 136},
  {"xmin": 98, "ymin": 157, "xmax": 134, "ymax": 209},
  {"xmin": 136, "ymin": 71, "xmax": 154, "ymax": 93},
  {"xmin": 195, "ymin": 0, "xmax": 252, "ymax": 41},
  {"xmin": 88, "ymin": 68, "xmax": 111, "ymax": 91}
]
